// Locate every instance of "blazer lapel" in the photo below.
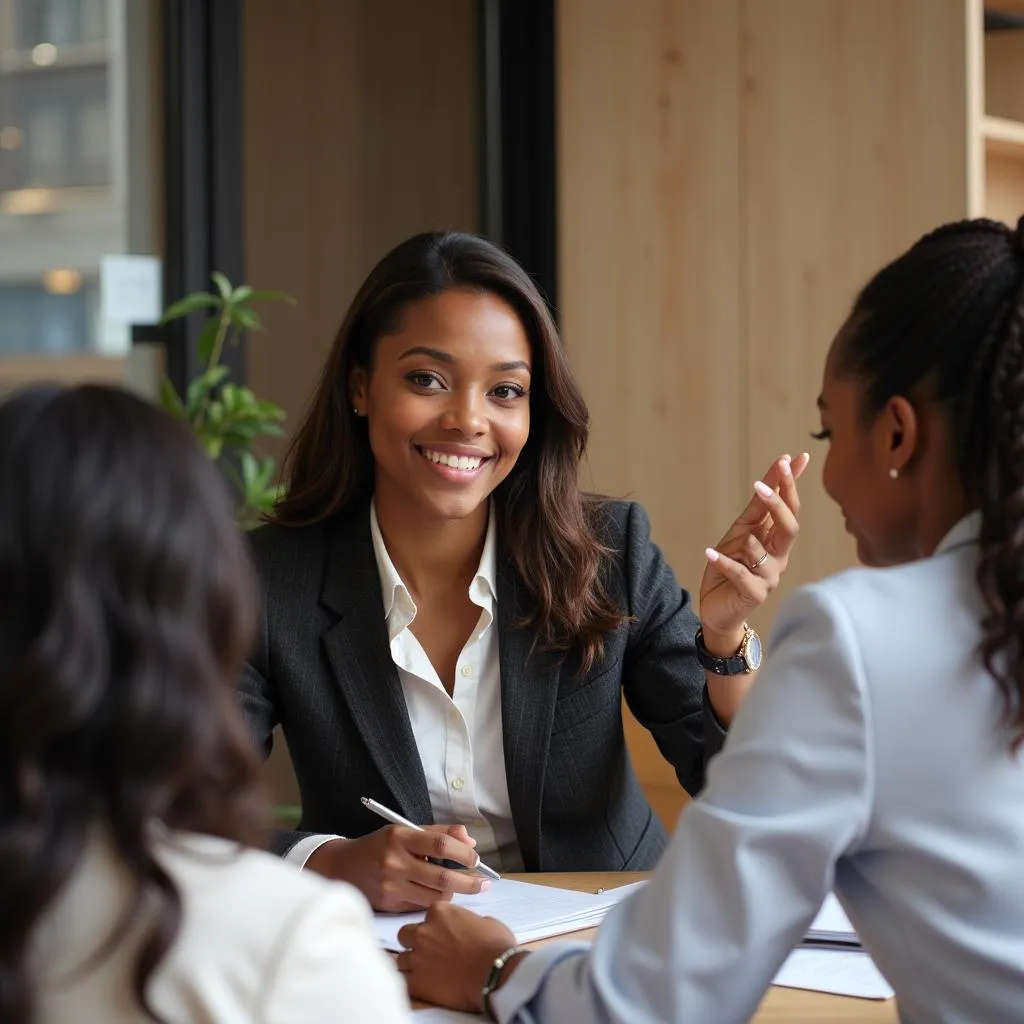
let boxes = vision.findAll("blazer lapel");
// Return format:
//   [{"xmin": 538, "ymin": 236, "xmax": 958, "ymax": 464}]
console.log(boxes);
[
  {"xmin": 320, "ymin": 510, "xmax": 433, "ymax": 825},
  {"xmin": 497, "ymin": 550, "xmax": 562, "ymax": 869}
]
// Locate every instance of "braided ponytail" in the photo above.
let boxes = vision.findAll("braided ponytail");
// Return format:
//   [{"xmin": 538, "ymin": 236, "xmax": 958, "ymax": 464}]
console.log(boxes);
[
  {"xmin": 838, "ymin": 215, "xmax": 1024, "ymax": 747},
  {"xmin": 977, "ymin": 215, "xmax": 1024, "ymax": 746}
]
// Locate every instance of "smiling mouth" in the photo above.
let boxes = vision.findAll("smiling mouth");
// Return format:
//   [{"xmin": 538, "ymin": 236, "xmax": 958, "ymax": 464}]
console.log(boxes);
[{"xmin": 415, "ymin": 446, "xmax": 493, "ymax": 473}]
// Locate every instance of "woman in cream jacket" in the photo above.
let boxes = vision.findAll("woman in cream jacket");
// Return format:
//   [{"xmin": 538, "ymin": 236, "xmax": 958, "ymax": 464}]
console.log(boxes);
[{"xmin": 0, "ymin": 384, "xmax": 408, "ymax": 1024}]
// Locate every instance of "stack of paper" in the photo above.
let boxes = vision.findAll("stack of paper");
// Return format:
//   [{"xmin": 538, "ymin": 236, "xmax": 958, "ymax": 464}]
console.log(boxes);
[
  {"xmin": 375, "ymin": 877, "xmax": 645, "ymax": 952},
  {"xmin": 772, "ymin": 893, "xmax": 894, "ymax": 1000},
  {"xmin": 802, "ymin": 893, "xmax": 863, "ymax": 951}
]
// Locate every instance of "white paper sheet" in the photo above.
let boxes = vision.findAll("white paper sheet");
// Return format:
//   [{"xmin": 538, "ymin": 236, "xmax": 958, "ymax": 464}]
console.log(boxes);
[
  {"xmin": 376, "ymin": 878, "xmax": 645, "ymax": 952},
  {"xmin": 773, "ymin": 948, "xmax": 895, "ymax": 1000}
]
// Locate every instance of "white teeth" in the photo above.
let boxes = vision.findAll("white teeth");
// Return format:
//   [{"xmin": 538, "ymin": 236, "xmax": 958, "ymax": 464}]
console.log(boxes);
[{"xmin": 421, "ymin": 448, "xmax": 483, "ymax": 471}]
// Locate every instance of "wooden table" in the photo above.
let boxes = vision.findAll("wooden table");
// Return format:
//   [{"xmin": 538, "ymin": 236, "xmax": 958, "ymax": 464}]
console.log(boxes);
[{"xmin": 411, "ymin": 872, "xmax": 898, "ymax": 1022}]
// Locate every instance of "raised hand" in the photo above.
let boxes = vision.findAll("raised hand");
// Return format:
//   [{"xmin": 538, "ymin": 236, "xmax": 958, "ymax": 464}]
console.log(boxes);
[{"xmin": 699, "ymin": 452, "xmax": 809, "ymax": 645}]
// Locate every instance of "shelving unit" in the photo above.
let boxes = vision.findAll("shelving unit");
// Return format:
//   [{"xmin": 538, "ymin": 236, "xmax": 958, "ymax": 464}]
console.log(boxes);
[{"xmin": 971, "ymin": 2, "xmax": 1024, "ymax": 223}]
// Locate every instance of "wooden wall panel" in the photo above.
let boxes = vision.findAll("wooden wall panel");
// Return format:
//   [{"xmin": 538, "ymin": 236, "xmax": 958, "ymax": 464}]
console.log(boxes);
[
  {"xmin": 742, "ymin": 0, "xmax": 970, "ymax": 626},
  {"xmin": 243, "ymin": 0, "xmax": 478, "ymax": 464},
  {"xmin": 559, "ymin": 0, "xmax": 974, "ymax": 827},
  {"xmin": 558, "ymin": 0, "xmax": 742, "ymax": 805}
]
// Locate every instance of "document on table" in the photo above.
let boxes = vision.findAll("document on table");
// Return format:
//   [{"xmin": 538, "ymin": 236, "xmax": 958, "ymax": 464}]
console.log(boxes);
[
  {"xmin": 375, "ymin": 877, "xmax": 646, "ymax": 952},
  {"xmin": 774, "ymin": 948, "xmax": 895, "ymax": 1000},
  {"xmin": 772, "ymin": 892, "xmax": 894, "ymax": 1000}
]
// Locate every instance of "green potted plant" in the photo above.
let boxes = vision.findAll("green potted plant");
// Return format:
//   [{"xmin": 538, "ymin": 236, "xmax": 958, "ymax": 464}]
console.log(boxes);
[{"xmin": 158, "ymin": 273, "xmax": 293, "ymax": 529}]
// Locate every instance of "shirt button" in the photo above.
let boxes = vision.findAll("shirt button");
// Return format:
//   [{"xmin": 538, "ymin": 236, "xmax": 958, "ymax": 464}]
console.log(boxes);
[
  {"xmin": 461, "ymin": 664, "xmax": 474, "ymax": 678},
  {"xmin": 451, "ymin": 777, "xmax": 465, "ymax": 791}
]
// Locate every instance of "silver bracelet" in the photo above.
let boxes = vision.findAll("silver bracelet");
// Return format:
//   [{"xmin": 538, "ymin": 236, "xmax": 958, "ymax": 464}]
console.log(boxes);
[{"xmin": 481, "ymin": 945, "xmax": 529, "ymax": 1021}]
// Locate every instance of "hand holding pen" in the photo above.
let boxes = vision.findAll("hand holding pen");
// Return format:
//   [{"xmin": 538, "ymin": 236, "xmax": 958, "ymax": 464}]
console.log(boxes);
[
  {"xmin": 361, "ymin": 797, "xmax": 501, "ymax": 882},
  {"xmin": 303, "ymin": 798, "xmax": 498, "ymax": 913}
]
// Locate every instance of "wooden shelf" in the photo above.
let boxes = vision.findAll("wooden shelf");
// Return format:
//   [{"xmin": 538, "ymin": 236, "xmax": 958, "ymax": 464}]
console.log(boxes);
[
  {"xmin": 984, "ymin": 115, "xmax": 1024, "ymax": 158},
  {"xmin": 986, "ymin": 1, "xmax": 1024, "ymax": 16}
]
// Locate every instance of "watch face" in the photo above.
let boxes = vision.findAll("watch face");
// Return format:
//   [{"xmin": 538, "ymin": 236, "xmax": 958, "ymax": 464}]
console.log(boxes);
[{"xmin": 744, "ymin": 631, "xmax": 763, "ymax": 670}]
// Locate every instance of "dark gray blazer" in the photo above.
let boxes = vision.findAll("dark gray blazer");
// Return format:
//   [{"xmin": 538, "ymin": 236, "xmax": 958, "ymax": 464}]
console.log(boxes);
[{"xmin": 239, "ymin": 499, "xmax": 726, "ymax": 871}]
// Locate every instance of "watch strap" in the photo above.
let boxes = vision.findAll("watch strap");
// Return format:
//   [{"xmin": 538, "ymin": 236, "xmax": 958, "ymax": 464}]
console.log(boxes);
[
  {"xmin": 695, "ymin": 627, "xmax": 748, "ymax": 676},
  {"xmin": 482, "ymin": 946, "xmax": 529, "ymax": 1020}
]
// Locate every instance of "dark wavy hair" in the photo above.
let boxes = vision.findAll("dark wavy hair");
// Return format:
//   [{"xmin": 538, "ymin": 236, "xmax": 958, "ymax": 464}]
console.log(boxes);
[
  {"xmin": 273, "ymin": 230, "xmax": 627, "ymax": 669},
  {"xmin": 835, "ymin": 215, "xmax": 1024, "ymax": 748},
  {"xmin": 0, "ymin": 384, "xmax": 268, "ymax": 1024}
]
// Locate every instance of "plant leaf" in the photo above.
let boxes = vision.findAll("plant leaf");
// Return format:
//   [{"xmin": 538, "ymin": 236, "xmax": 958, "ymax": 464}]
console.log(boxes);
[
  {"xmin": 255, "ymin": 399, "xmax": 287, "ymax": 420},
  {"xmin": 196, "ymin": 317, "xmax": 222, "ymax": 366},
  {"xmin": 199, "ymin": 435, "xmax": 223, "ymax": 459},
  {"xmin": 240, "ymin": 450, "xmax": 260, "ymax": 490},
  {"xmin": 230, "ymin": 307, "xmax": 263, "ymax": 332},
  {"xmin": 210, "ymin": 271, "xmax": 233, "ymax": 299},
  {"xmin": 230, "ymin": 285, "xmax": 253, "ymax": 303},
  {"xmin": 158, "ymin": 376, "xmax": 185, "ymax": 418},
  {"xmin": 159, "ymin": 293, "xmax": 219, "ymax": 324},
  {"xmin": 185, "ymin": 365, "xmax": 229, "ymax": 418}
]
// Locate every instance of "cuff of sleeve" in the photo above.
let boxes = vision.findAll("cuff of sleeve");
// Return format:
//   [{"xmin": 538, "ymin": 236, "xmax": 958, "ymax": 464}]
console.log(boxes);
[
  {"xmin": 490, "ymin": 941, "xmax": 591, "ymax": 1023},
  {"xmin": 702, "ymin": 683, "xmax": 729, "ymax": 742},
  {"xmin": 286, "ymin": 833, "xmax": 343, "ymax": 869}
]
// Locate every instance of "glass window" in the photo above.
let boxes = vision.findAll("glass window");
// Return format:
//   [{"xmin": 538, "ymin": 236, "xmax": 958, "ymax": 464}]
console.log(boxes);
[
  {"xmin": 0, "ymin": 0, "xmax": 158, "ymax": 365},
  {"xmin": 15, "ymin": 0, "xmax": 107, "ymax": 49}
]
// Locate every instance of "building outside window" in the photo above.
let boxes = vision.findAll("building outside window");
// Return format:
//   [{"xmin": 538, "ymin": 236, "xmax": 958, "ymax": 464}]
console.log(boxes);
[{"xmin": 0, "ymin": 0, "xmax": 158, "ymax": 363}]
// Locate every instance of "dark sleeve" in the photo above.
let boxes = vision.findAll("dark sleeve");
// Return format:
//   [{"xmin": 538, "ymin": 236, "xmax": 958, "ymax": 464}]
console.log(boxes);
[
  {"xmin": 237, "ymin": 582, "xmax": 314, "ymax": 859},
  {"xmin": 619, "ymin": 501, "xmax": 727, "ymax": 795}
]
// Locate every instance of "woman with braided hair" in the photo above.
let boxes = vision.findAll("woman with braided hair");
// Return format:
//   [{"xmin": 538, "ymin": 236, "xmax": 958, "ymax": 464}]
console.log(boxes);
[{"xmin": 397, "ymin": 216, "xmax": 1024, "ymax": 1024}]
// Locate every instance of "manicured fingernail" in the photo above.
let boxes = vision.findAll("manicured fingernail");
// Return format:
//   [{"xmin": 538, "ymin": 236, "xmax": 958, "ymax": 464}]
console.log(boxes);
[
  {"xmin": 779, "ymin": 458, "xmax": 792, "ymax": 476},
  {"xmin": 801, "ymin": 451, "xmax": 810, "ymax": 462},
  {"xmin": 754, "ymin": 480, "xmax": 774, "ymax": 499},
  {"xmin": 481, "ymin": 881, "xmax": 492, "ymax": 891},
  {"xmin": 705, "ymin": 547, "xmax": 720, "ymax": 563}
]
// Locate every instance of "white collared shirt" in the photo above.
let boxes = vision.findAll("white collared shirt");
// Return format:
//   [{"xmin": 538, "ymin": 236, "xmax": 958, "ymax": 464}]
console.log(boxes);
[{"xmin": 287, "ymin": 503, "xmax": 523, "ymax": 873}]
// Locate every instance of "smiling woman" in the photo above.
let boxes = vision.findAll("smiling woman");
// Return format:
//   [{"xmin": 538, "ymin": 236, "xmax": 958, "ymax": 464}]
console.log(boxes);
[
  {"xmin": 238, "ymin": 231, "xmax": 806, "ymax": 915},
  {"xmin": 350, "ymin": 289, "xmax": 533, "ymax": 527}
]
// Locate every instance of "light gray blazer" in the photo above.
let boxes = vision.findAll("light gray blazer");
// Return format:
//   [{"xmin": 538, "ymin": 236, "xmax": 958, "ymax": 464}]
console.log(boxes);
[{"xmin": 492, "ymin": 513, "xmax": 1024, "ymax": 1024}]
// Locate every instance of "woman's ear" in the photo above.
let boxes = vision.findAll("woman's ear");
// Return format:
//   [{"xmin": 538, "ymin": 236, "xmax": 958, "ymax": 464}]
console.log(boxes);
[
  {"xmin": 879, "ymin": 395, "xmax": 919, "ymax": 474},
  {"xmin": 349, "ymin": 367, "xmax": 368, "ymax": 415}
]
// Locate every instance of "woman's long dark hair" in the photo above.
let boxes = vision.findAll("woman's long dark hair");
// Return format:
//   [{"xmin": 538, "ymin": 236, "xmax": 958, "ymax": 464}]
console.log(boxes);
[
  {"xmin": 0, "ymin": 384, "xmax": 268, "ymax": 1024},
  {"xmin": 836, "ymin": 215, "xmax": 1024, "ymax": 747},
  {"xmin": 273, "ymin": 230, "xmax": 627, "ymax": 669}
]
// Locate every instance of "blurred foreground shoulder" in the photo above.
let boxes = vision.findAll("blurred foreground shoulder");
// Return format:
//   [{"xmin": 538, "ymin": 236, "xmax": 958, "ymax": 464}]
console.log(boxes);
[{"xmin": 161, "ymin": 836, "xmax": 410, "ymax": 1024}]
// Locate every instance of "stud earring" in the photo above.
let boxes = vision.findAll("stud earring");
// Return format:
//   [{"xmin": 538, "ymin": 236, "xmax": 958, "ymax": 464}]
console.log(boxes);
[
  {"xmin": 353, "ymin": 406, "xmax": 360, "ymax": 416},
  {"xmin": 889, "ymin": 468, "xmax": 899, "ymax": 480}
]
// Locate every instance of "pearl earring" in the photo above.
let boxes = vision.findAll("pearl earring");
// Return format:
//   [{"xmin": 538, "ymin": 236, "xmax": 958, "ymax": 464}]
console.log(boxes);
[{"xmin": 889, "ymin": 468, "xmax": 899, "ymax": 480}]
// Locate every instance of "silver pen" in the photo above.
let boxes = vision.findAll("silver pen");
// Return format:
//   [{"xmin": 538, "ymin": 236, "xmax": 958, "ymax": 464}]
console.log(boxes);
[{"xmin": 360, "ymin": 796, "xmax": 502, "ymax": 882}]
